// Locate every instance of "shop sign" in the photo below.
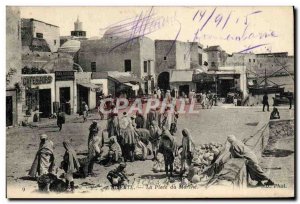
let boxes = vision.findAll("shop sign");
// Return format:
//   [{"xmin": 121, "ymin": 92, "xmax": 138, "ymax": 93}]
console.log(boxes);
[
  {"xmin": 22, "ymin": 75, "xmax": 53, "ymax": 87},
  {"xmin": 55, "ymin": 71, "xmax": 75, "ymax": 81},
  {"xmin": 192, "ymin": 73, "xmax": 215, "ymax": 83}
]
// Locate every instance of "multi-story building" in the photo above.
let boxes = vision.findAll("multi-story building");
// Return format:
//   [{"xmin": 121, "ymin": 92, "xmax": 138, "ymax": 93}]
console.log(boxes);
[
  {"xmin": 6, "ymin": 7, "xmax": 24, "ymax": 126},
  {"xmin": 204, "ymin": 45, "xmax": 228, "ymax": 71},
  {"xmin": 155, "ymin": 40, "xmax": 208, "ymax": 96},
  {"xmin": 21, "ymin": 18, "xmax": 60, "ymax": 52},
  {"xmin": 78, "ymin": 32, "xmax": 155, "ymax": 94}
]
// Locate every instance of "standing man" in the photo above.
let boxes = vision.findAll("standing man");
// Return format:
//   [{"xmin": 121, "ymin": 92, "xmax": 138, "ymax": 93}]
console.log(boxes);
[
  {"xmin": 88, "ymin": 120, "xmax": 99, "ymax": 148},
  {"xmin": 157, "ymin": 88, "xmax": 161, "ymax": 100},
  {"xmin": 29, "ymin": 134, "xmax": 55, "ymax": 178},
  {"xmin": 263, "ymin": 93, "xmax": 269, "ymax": 112},
  {"xmin": 98, "ymin": 96, "xmax": 105, "ymax": 120},
  {"xmin": 146, "ymin": 108, "xmax": 157, "ymax": 130},
  {"xmin": 57, "ymin": 108, "xmax": 65, "ymax": 131},
  {"xmin": 86, "ymin": 132, "xmax": 102, "ymax": 177},
  {"xmin": 135, "ymin": 111, "xmax": 145, "ymax": 129},
  {"xmin": 82, "ymin": 101, "xmax": 89, "ymax": 122},
  {"xmin": 287, "ymin": 91, "xmax": 293, "ymax": 109}
]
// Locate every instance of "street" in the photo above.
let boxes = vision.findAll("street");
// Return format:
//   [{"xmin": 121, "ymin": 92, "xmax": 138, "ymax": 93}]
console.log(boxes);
[{"xmin": 6, "ymin": 104, "xmax": 294, "ymax": 194}]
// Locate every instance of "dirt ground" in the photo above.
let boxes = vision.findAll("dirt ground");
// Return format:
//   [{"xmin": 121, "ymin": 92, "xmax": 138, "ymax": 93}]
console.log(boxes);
[{"xmin": 6, "ymin": 104, "xmax": 295, "ymax": 197}]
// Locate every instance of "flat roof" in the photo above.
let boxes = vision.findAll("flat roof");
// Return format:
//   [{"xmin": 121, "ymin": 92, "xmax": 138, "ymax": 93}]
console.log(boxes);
[{"xmin": 22, "ymin": 18, "xmax": 59, "ymax": 28}]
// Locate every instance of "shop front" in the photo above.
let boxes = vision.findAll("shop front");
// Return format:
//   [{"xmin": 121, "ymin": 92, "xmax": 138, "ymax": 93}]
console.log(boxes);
[
  {"xmin": 55, "ymin": 71, "xmax": 75, "ymax": 114},
  {"xmin": 22, "ymin": 74, "xmax": 55, "ymax": 120}
]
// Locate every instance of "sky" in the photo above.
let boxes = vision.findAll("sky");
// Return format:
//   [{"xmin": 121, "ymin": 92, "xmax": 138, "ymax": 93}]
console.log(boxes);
[{"xmin": 19, "ymin": 6, "xmax": 294, "ymax": 55}]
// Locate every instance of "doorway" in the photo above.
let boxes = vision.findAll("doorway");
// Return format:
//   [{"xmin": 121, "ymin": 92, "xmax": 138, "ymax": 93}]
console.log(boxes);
[
  {"xmin": 77, "ymin": 85, "xmax": 89, "ymax": 113},
  {"xmin": 219, "ymin": 79, "xmax": 234, "ymax": 97},
  {"xmin": 6, "ymin": 96, "xmax": 13, "ymax": 127},
  {"xmin": 39, "ymin": 89, "xmax": 51, "ymax": 118},
  {"xmin": 157, "ymin": 72, "xmax": 170, "ymax": 92},
  {"xmin": 179, "ymin": 85, "xmax": 190, "ymax": 97},
  {"xmin": 60, "ymin": 87, "xmax": 71, "ymax": 114}
]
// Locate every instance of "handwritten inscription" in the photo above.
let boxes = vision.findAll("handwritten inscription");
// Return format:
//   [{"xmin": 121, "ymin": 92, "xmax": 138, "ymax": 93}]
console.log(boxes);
[
  {"xmin": 191, "ymin": 8, "xmax": 278, "ymax": 53},
  {"xmin": 101, "ymin": 7, "xmax": 281, "ymax": 54}
]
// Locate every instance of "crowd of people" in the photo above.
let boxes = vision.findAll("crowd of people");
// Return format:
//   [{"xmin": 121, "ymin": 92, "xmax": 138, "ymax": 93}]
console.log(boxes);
[{"xmin": 28, "ymin": 88, "xmax": 277, "ymax": 193}]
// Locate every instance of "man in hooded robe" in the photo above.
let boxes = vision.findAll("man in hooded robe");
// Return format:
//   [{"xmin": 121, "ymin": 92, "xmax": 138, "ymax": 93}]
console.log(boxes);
[
  {"xmin": 226, "ymin": 135, "xmax": 274, "ymax": 186},
  {"xmin": 107, "ymin": 105, "xmax": 119, "ymax": 138},
  {"xmin": 146, "ymin": 108, "xmax": 157, "ymax": 130},
  {"xmin": 119, "ymin": 112, "xmax": 137, "ymax": 162},
  {"xmin": 88, "ymin": 120, "xmax": 99, "ymax": 149},
  {"xmin": 158, "ymin": 127, "xmax": 178, "ymax": 178},
  {"xmin": 135, "ymin": 111, "xmax": 145, "ymax": 129},
  {"xmin": 134, "ymin": 138, "xmax": 148, "ymax": 161},
  {"xmin": 86, "ymin": 132, "xmax": 102, "ymax": 176},
  {"xmin": 106, "ymin": 136, "xmax": 123, "ymax": 166},
  {"xmin": 29, "ymin": 134, "xmax": 55, "ymax": 178},
  {"xmin": 180, "ymin": 128, "xmax": 195, "ymax": 175},
  {"xmin": 60, "ymin": 140, "xmax": 80, "ymax": 192}
]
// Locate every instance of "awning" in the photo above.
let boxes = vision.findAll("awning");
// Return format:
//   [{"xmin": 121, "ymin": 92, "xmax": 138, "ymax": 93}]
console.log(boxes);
[
  {"xmin": 78, "ymin": 82, "xmax": 102, "ymax": 91},
  {"xmin": 125, "ymin": 82, "xmax": 139, "ymax": 91}
]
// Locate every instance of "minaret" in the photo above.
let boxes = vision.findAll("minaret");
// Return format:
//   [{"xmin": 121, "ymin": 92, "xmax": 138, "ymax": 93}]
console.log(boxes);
[
  {"xmin": 74, "ymin": 15, "xmax": 82, "ymax": 31},
  {"xmin": 71, "ymin": 16, "xmax": 86, "ymax": 38}
]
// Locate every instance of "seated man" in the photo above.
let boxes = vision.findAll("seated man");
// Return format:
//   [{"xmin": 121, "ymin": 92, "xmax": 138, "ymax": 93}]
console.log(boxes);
[
  {"xmin": 134, "ymin": 139, "xmax": 148, "ymax": 161},
  {"xmin": 220, "ymin": 135, "xmax": 275, "ymax": 186},
  {"xmin": 270, "ymin": 106, "xmax": 280, "ymax": 120},
  {"xmin": 106, "ymin": 136, "xmax": 123, "ymax": 166},
  {"xmin": 107, "ymin": 163, "xmax": 129, "ymax": 189}
]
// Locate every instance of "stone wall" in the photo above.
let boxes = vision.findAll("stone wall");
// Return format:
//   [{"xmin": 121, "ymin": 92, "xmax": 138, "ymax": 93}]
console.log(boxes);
[
  {"xmin": 78, "ymin": 37, "xmax": 149, "ymax": 79},
  {"xmin": 155, "ymin": 40, "xmax": 176, "ymax": 74},
  {"xmin": 21, "ymin": 19, "xmax": 60, "ymax": 53}
]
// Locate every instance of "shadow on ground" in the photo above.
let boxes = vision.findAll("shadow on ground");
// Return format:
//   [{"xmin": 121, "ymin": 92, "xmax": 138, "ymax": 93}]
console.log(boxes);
[{"xmin": 263, "ymin": 149, "xmax": 294, "ymax": 157}]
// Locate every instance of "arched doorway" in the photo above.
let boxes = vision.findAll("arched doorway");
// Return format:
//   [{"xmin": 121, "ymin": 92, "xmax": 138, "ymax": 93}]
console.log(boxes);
[{"xmin": 157, "ymin": 72, "xmax": 170, "ymax": 92}]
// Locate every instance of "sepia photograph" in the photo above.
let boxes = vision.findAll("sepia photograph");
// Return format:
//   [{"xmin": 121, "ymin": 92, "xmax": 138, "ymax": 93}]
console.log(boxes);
[{"xmin": 5, "ymin": 6, "xmax": 295, "ymax": 198}]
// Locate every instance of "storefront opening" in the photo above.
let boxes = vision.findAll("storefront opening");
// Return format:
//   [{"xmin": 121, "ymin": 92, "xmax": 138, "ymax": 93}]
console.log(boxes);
[
  {"xmin": 39, "ymin": 89, "xmax": 51, "ymax": 118},
  {"xmin": 6, "ymin": 96, "xmax": 13, "ymax": 126}
]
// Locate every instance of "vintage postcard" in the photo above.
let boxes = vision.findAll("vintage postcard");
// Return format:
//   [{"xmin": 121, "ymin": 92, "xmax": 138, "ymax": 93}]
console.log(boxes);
[{"xmin": 6, "ymin": 6, "xmax": 295, "ymax": 198}]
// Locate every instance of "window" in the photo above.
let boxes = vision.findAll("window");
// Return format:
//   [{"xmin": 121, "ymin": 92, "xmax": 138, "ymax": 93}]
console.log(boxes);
[
  {"xmin": 148, "ymin": 60, "xmax": 151, "ymax": 73},
  {"xmin": 253, "ymin": 59, "xmax": 255, "ymax": 62},
  {"xmin": 54, "ymin": 40, "xmax": 56, "ymax": 45},
  {"xmin": 124, "ymin": 60, "xmax": 131, "ymax": 72},
  {"xmin": 91, "ymin": 62, "xmax": 96, "ymax": 72},
  {"xmin": 36, "ymin": 33, "xmax": 43, "ymax": 38},
  {"xmin": 249, "ymin": 59, "xmax": 251, "ymax": 62},
  {"xmin": 198, "ymin": 54, "xmax": 202, "ymax": 65},
  {"xmin": 260, "ymin": 63, "xmax": 262, "ymax": 68},
  {"xmin": 211, "ymin": 62, "xmax": 216, "ymax": 67},
  {"xmin": 144, "ymin": 61, "xmax": 147, "ymax": 73},
  {"xmin": 163, "ymin": 56, "xmax": 167, "ymax": 61},
  {"xmin": 184, "ymin": 54, "xmax": 186, "ymax": 60}
]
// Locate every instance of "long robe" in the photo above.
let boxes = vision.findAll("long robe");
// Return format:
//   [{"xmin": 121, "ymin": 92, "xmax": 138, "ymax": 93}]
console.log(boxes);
[
  {"xmin": 229, "ymin": 140, "xmax": 269, "ymax": 182},
  {"xmin": 146, "ymin": 110, "xmax": 157, "ymax": 130},
  {"xmin": 149, "ymin": 122, "xmax": 162, "ymax": 151},
  {"xmin": 135, "ymin": 114, "xmax": 145, "ymax": 129},
  {"xmin": 158, "ymin": 130, "xmax": 177, "ymax": 165},
  {"xmin": 181, "ymin": 129, "xmax": 195, "ymax": 160},
  {"xmin": 110, "ymin": 137, "xmax": 122, "ymax": 162},
  {"xmin": 62, "ymin": 141, "xmax": 80, "ymax": 174},
  {"xmin": 29, "ymin": 140, "xmax": 54, "ymax": 178}
]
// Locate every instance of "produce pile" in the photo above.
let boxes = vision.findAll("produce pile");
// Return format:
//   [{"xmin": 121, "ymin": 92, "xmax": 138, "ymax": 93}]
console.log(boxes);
[{"xmin": 152, "ymin": 143, "xmax": 225, "ymax": 183}]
